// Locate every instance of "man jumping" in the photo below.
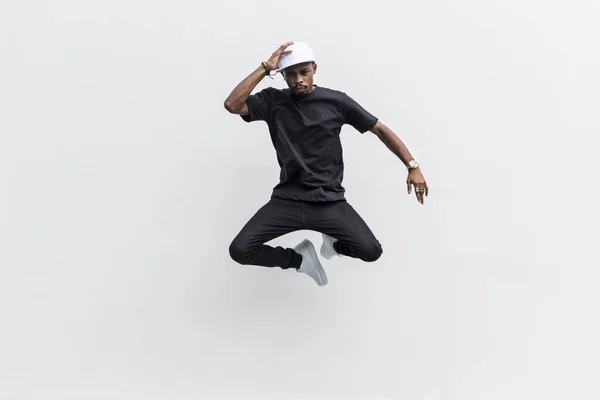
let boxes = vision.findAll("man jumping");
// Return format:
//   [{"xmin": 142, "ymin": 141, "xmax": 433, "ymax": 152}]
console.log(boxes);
[{"xmin": 224, "ymin": 41, "xmax": 428, "ymax": 287}]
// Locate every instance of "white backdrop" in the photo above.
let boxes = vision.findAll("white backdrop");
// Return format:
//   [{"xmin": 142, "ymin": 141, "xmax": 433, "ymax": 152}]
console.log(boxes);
[{"xmin": 1, "ymin": 0, "xmax": 599, "ymax": 399}]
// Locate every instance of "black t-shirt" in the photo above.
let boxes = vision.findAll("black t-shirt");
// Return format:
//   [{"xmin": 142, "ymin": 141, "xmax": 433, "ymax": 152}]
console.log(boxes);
[{"xmin": 241, "ymin": 85, "xmax": 378, "ymax": 202}]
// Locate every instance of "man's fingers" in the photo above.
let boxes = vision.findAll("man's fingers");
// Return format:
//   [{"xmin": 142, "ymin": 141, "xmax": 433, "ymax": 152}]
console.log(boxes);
[
  {"xmin": 275, "ymin": 49, "xmax": 293, "ymax": 58},
  {"xmin": 272, "ymin": 42, "xmax": 293, "ymax": 58},
  {"xmin": 408, "ymin": 173, "xmax": 428, "ymax": 203},
  {"xmin": 413, "ymin": 185, "xmax": 425, "ymax": 204}
]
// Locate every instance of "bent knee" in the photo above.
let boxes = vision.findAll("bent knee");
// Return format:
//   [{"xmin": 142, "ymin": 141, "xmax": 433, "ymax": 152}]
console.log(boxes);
[
  {"xmin": 363, "ymin": 243, "xmax": 383, "ymax": 262},
  {"xmin": 229, "ymin": 240, "xmax": 249, "ymax": 264}
]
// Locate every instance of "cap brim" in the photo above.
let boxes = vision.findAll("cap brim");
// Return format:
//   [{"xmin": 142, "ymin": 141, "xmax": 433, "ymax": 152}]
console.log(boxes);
[{"xmin": 274, "ymin": 60, "xmax": 315, "ymax": 74}]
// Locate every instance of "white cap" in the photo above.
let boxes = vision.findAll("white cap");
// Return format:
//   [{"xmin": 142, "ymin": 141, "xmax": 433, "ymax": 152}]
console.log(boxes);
[{"xmin": 274, "ymin": 42, "xmax": 316, "ymax": 73}]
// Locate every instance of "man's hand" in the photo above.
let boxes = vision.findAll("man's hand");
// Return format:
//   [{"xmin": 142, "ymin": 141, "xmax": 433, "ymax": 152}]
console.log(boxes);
[
  {"xmin": 407, "ymin": 168, "xmax": 429, "ymax": 204},
  {"xmin": 265, "ymin": 42, "xmax": 294, "ymax": 71},
  {"xmin": 368, "ymin": 121, "xmax": 429, "ymax": 204}
]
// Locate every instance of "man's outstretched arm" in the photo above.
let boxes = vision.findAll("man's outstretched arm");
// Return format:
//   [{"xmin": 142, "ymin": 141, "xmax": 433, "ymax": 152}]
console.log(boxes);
[
  {"xmin": 370, "ymin": 120, "xmax": 429, "ymax": 204},
  {"xmin": 370, "ymin": 121, "xmax": 416, "ymax": 167},
  {"xmin": 223, "ymin": 42, "xmax": 293, "ymax": 115}
]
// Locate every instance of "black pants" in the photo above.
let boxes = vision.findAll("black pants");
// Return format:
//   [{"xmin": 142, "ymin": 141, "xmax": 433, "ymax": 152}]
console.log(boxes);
[{"xmin": 229, "ymin": 197, "xmax": 383, "ymax": 269}]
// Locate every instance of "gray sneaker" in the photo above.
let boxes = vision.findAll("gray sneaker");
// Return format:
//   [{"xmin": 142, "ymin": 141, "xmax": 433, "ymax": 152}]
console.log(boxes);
[
  {"xmin": 294, "ymin": 239, "xmax": 328, "ymax": 286},
  {"xmin": 320, "ymin": 233, "xmax": 341, "ymax": 260}
]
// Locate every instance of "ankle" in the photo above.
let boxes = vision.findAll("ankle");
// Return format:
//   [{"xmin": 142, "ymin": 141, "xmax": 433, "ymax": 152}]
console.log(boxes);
[
  {"xmin": 332, "ymin": 241, "xmax": 341, "ymax": 254},
  {"xmin": 291, "ymin": 253, "xmax": 302, "ymax": 269}
]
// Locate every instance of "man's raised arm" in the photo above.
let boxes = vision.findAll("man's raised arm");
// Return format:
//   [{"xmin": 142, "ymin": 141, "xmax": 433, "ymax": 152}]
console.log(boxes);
[{"xmin": 223, "ymin": 42, "xmax": 293, "ymax": 115}]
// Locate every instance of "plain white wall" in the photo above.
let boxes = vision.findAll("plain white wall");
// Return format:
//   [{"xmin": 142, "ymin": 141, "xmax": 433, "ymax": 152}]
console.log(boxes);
[{"xmin": 1, "ymin": 0, "xmax": 598, "ymax": 399}]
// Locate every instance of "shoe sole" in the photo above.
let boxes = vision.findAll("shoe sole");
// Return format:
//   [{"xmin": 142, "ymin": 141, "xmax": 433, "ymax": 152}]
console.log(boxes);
[
  {"xmin": 320, "ymin": 234, "xmax": 334, "ymax": 260},
  {"xmin": 299, "ymin": 239, "xmax": 328, "ymax": 286},
  {"xmin": 320, "ymin": 244, "xmax": 333, "ymax": 260}
]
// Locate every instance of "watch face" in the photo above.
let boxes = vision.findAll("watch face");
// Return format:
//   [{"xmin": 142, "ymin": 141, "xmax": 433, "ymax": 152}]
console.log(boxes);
[{"xmin": 409, "ymin": 160, "xmax": 418, "ymax": 168}]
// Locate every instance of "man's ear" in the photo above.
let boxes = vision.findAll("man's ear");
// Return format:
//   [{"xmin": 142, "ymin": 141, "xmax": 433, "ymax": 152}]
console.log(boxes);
[{"xmin": 313, "ymin": 62, "xmax": 318, "ymax": 74}]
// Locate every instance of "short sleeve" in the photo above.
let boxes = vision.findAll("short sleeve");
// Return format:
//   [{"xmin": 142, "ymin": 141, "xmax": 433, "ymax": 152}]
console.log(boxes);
[
  {"xmin": 343, "ymin": 93, "xmax": 378, "ymax": 133},
  {"xmin": 240, "ymin": 87, "xmax": 276, "ymax": 123}
]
